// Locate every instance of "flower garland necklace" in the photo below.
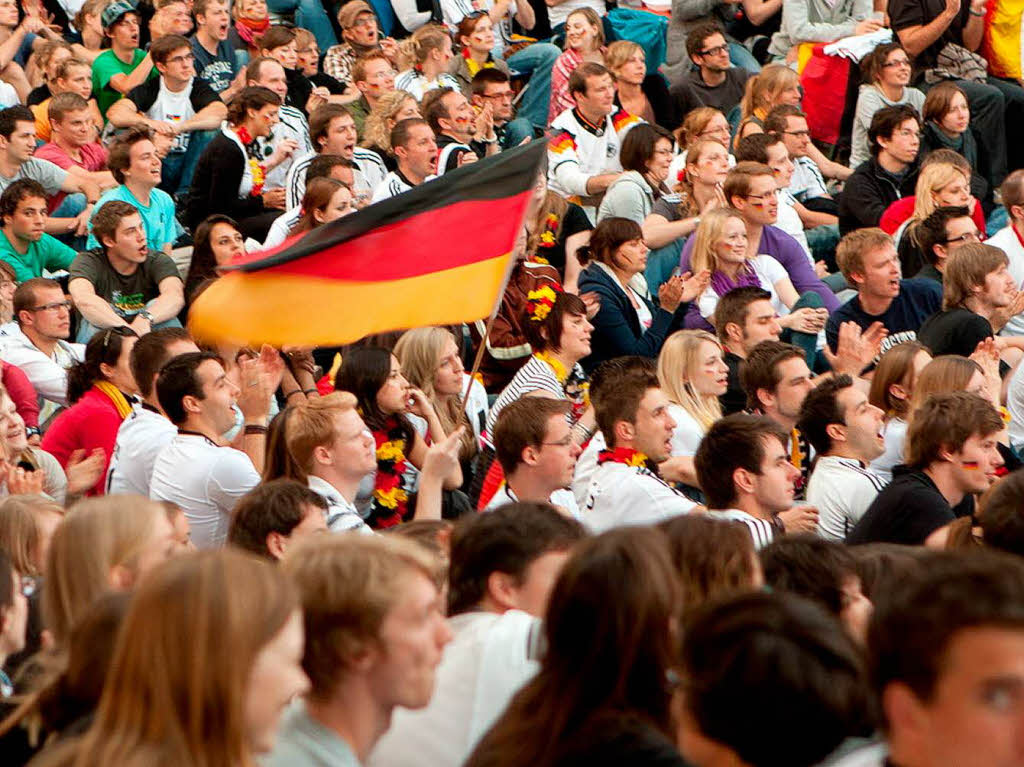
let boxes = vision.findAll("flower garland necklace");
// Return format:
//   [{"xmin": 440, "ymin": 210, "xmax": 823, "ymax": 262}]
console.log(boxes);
[
  {"xmin": 597, "ymin": 447, "xmax": 650, "ymax": 468},
  {"xmin": 531, "ymin": 212, "xmax": 560, "ymax": 264},
  {"xmin": 236, "ymin": 125, "xmax": 267, "ymax": 198},
  {"xmin": 535, "ymin": 350, "xmax": 590, "ymax": 423},
  {"xmin": 369, "ymin": 416, "xmax": 410, "ymax": 529}
]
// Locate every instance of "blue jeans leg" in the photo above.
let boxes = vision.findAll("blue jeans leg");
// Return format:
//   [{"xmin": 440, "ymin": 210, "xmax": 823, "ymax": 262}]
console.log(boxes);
[
  {"xmin": 51, "ymin": 192, "xmax": 87, "ymax": 250},
  {"xmin": 781, "ymin": 290, "xmax": 825, "ymax": 371},
  {"xmin": 76, "ymin": 308, "xmax": 183, "ymax": 344},
  {"xmin": 729, "ymin": 42, "xmax": 761, "ymax": 74},
  {"xmin": 161, "ymin": 129, "xmax": 215, "ymax": 199},
  {"xmin": 265, "ymin": 0, "xmax": 338, "ymax": 49},
  {"xmin": 500, "ymin": 117, "xmax": 534, "ymax": 149},
  {"xmin": 506, "ymin": 42, "xmax": 560, "ymax": 130}
]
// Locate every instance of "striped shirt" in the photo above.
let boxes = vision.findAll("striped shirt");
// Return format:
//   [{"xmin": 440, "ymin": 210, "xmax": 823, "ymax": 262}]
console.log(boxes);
[
  {"xmin": 708, "ymin": 509, "xmax": 777, "ymax": 550},
  {"xmin": 285, "ymin": 148, "xmax": 388, "ymax": 210},
  {"xmin": 807, "ymin": 455, "xmax": 889, "ymax": 542},
  {"xmin": 256, "ymin": 105, "xmax": 314, "ymax": 191},
  {"xmin": 486, "ymin": 354, "xmax": 581, "ymax": 438},
  {"xmin": 394, "ymin": 69, "xmax": 461, "ymax": 102}
]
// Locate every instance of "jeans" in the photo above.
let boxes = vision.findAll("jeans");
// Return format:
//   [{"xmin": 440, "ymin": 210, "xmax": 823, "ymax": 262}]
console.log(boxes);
[
  {"xmin": 506, "ymin": 42, "xmax": 560, "ymax": 130},
  {"xmin": 806, "ymin": 223, "xmax": 840, "ymax": 271},
  {"xmin": 781, "ymin": 290, "xmax": 825, "ymax": 371},
  {"xmin": 161, "ymin": 129, "xmax": 216, "ymax": 200},
  {"xmin": 76, "ymin": 305, "xmax": 183, "ymax": 343},
  {"xmin": 51, "ymin": 192, "xmax": 87, "ymax": 250},
  {"xmin": 499, "ymin": 117, "xmax": 534, "ymax": 150},
  {"xmin": 265, "ymin": 0, "xmax": 337, "ymax": 50},
  {"xmin": 729, "ymin": 42, "xmax": 761, "ymax": 74}
]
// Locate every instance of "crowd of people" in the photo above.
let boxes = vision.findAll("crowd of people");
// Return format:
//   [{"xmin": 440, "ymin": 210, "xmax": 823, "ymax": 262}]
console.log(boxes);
[{"xmin": 0, "ymin": 0, "xmax": 1020, "ymax": 764}]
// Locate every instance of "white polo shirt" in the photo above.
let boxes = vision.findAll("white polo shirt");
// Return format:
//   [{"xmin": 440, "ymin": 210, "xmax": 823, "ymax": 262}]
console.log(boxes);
[
  {"xmin": 707, "ymin": 508, "xmax": 777, "ymax": 550},
  {"xmin": 583, "ymin": 461, "xmax": 695, "ymax": 533},
  {"xmin": 106, "ymin": 403, "xmax": 176, "ymax": 496},
  {"xmin": 484, "ymin": 482, "xmax": 580, "ymax": 520},
  {"xmin": 807, "ymin": 455, "xmax": 888, "ymax": 542},
  {"xmin": 150, "ymin": 432, "xmax": 260, "ymax": 548}
]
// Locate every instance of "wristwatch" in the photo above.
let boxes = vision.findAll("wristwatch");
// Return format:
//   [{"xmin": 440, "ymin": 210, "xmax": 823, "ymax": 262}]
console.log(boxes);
[{"xmin": 138, "ymin": 309, "xmax": 154, "ymax": 322}]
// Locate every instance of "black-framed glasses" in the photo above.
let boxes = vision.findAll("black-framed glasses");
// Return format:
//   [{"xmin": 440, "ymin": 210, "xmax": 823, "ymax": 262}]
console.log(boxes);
[
  {"xmin": 745, "ymin": 189, "xmax": 778, "ymax": 202},
  {"xmin": 882, "ymin": 58, "xmax": 911, "ymax": 68},
  {"xmin": 944, "ymin": 230, "xmax": 981, "ymax": 244},
  {"xmin": 465, "ymin": 9, "xmax": 488, "ymax": 18},
  {"xmin": 698, "ymin": 43, "xmax": 728, "ymax": 56},
  {"xmin": 165, "ymin": 52, "xmax": 195, "ymax": 65},
  {"xmin": 102, "ymin": 325, "xmax": 137, "ymax": 348},
  {"xmin": 29, "ymin": 300, "xmax": 70, "ymax": 313},
  {"xmin": 782, "ymin": 129, "xmax": 811, "ymax": 138}
]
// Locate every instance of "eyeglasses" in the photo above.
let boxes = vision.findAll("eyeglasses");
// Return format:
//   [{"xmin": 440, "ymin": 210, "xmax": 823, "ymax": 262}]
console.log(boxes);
[
  {"xmin": 102, "ymin": 325, "xmax": 136, "ymax": 348},
  {"xmin": 542, "ymin": 436, "xmax": 574, "ymax": 447},
  {"xmin": 165, "ymin": 52, "xmax": 195, "ymax": 65},
  {"xmin": 699, "ymin": 125, "xmax": 730, "ymax": 136},
  {"xmin": 481, "ymin": 90, "xmax": 514, "ymax": 101},
  {"xmin": 29, "ymin": 300, "xmax": 70, "ymax": 313},
  {"xmin": 883, "ymin": 58, "xmax": 911, "ymax": 68},
  {"xmin": 944, "ymin": 230, "xmax": 981, "ymax": 244},
  {"xmin": 351, "ymin": 16, "xmax": 377, "ymax": 28},
  {"xmin": 894, "ymin": 128, "xmax": 923, "ymax": 139},
  {"xmin": 465, "ymin": 9, "xmax": 487, "ymax": 18},
  {"xmin": 782, "ymin": 129, "xmax": 811, "ymax": 138},
  {"xmin": 745, "ymin": 189, "xmax": 778, "ymax": 201},
  {"xmin": 698, "ymin": 43, "xmax": 728, "ymax": 56}
]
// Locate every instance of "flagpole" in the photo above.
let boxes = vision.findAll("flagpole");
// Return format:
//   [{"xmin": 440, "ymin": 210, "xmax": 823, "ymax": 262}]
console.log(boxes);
[{"xmin": 462, "ymin": 244, "xmax": 522, "ymax": 404}]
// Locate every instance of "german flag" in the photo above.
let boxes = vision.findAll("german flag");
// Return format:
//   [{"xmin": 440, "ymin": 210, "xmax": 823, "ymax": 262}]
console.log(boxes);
[{"xmin": 188, "ymin": 140, "xmax": 546, "ymax": 347}]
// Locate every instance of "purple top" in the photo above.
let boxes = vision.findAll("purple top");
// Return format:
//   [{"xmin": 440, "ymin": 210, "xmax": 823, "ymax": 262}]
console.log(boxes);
[{"xmin": 679, "ymin": 224, "xmax": 840, "ymax": 330}]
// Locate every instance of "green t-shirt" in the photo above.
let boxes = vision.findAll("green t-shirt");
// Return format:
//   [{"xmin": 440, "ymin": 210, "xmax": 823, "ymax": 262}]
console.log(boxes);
[
  {"xmin": 92, "ymin": 48, "xmax": 150, "ymax": 120},
  {"xmin": 0, "ymin": 230, "xmax": 77, "ymax": 282}
]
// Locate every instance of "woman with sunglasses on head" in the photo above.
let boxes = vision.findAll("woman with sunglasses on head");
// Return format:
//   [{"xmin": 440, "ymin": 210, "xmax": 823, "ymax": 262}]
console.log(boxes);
[{"xmin": 40, "ymin": 327, "xmax": 139, "ymax": 497}]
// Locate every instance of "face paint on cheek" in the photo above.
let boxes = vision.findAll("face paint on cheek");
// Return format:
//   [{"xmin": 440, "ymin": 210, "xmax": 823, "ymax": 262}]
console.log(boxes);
[{"xmin": 961, "ymin": 461, "xmax": 980, "ymax": 470}]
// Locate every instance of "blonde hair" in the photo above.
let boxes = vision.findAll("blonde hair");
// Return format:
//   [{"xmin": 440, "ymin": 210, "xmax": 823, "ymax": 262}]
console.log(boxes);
[
  {"xmin": 678, "ymin": 107, "xmax": 726, "ymax": 149},
  {"xmin": 740, "ymin": 64, "xmax": 799, "ymax": 122},
  {"xmin": 394, "ymin": 327, "xmax": 476, "ymax": 461},
  {"xmin": 690, "ymin": 207, "xmax": 746, "ymax": 277},
  {"xmin": 673, "ymin": 138, "xmax": 726, "ymax": 217},
  {"xmin": 284, "ymin": 391, "xmax": 359, "ymax": 476},
  {"xmin": 905, "ymin": 162, "xmax": 970, "ymax": 242},
  {"xmin": 909, "ymin": 355, "xmax": 984, "ymax": 419},
  {"xmin": 657, "ymin": 330, "xmax": 725, "ymax": 430},
  {"xmin": 281, "ymin": 534, "xmax": 441, "ymax": 701},
  {"xmin": 397, "ymin": 24, "xmax": 451, "ymax": 70},
  {"xmin": 362, "ymin": 90, "xmax": 418, "ymax": 151},
  {"xmin": 942, "ymin": 242, "xmax": 1009, "ymax": 311},
  {"xmin": 0, "ymin": 496, "xmax": 42, "ymax": 576},
  {"xmin": 65, "ymin": 550, "xmax": 299, "ymax": 767},
  {"xmin": 43, "ymin": 496, "xmax": 165, "ymax": 648},
  {"xmin": 605, "ymin": 40, "xmax": 643, "ymax": 74},
  {"xmin": 564, "ymin": 8, "xmax": 604, "ymax": 52},
  {"xmin": 526, "ymin": 190, "xmax": 569, "ymax": 256}
]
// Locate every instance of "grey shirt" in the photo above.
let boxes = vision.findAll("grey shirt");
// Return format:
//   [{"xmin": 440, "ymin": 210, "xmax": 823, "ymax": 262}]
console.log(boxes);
[
  {"xmin": 0, "ymin": 157, "xmax": 67, "ymax": 196},
  {"xmin": 262, "ymin": 700, "xmax": 362, "ymax": 767},
  {"xmin": 768, "ymin": 0, "xmax": 872, "ymax": 58},
  {"xmin": 850, "ymin": 83, "xmax": 926, "ymax": 169}
]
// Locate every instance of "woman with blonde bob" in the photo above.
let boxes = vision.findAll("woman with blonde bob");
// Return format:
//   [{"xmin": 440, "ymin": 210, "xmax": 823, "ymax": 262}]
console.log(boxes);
[
  {"xmin": 735, "ymin": 65, "xmax": 802, "ymax": 147},
  {"xmin": 867, "ymin": 341, "xmax": 931, "ymax": 482},
  {"xmin": 41, "ymin": 549, "xmax": 308, "ymax": 767},
  {"xmin": 362, "ymin": 90, "xmax": 421, "ymax": 170},
  {"xmin": 42, "ymin": 496, "xmax": 176, "ymax": 649},
  {"xmin": 656, "ymin": 330, "xmax": 728, "ymax": 489},
  {"xmin": 645, "ymin": 138, "xmax": 730, "ymax": 249},
  {"xmin": 895, "ymin": 161, "xmax": 977, "ymax": 266},
  {"xmin": 394, "ymin": 25, "xmax": 460, "ymax": 101}
]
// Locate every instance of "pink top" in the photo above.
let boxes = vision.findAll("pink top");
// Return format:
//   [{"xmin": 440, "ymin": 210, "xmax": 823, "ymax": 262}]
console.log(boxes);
[{"xmin": 548, "ymin": 48, "xmax": 585, "ymax": 125}]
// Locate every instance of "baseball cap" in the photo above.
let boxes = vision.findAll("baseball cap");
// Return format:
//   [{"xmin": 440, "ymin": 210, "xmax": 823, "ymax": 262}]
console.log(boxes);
[
  {"xmin": 337, "ymin": 1, "xmax": 375, "ymax": 30},
  {"xmin": 102, "ymin": 0, "xmax": 138, "ymax": 29}
]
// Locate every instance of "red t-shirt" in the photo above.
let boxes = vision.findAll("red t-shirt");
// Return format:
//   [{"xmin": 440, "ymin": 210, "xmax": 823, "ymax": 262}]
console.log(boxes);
[{"xmin": 879, "ymin": 195, "xmax": 986, "ymax": 236}]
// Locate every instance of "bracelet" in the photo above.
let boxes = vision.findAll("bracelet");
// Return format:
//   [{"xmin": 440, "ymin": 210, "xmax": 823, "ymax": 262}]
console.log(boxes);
[
  {"xmin": 303, "ymin": 388, "xmax": 317, "ymax": 395},
  {"xmin": 969, "ymin": 9, "xmax": 984, "ymax": 15},
  {"xmin": 244, "ymin": 424, "xmax": 268, "ymax": 435},
  {"xmin": 283, "ymin": 389, "xmax": 302, "ymax": 399}
]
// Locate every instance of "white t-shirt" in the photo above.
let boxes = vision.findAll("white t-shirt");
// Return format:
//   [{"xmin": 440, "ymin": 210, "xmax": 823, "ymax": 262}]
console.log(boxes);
[
  {"xmin": 572, "ymin": 429, "xmax": 604, "ymax": 510},
  {"xmin": 546, "ymin": 0, "xmax": 606, "ymax": 27},
  {"xmin": 148, "ymin": 79, "xmax": 197, "ymax": 153},
  {"xmin": 707, "ymin": 508, "xmax": 776, "ymax": 549},
  {"xmin": 583, "ymin": 460, "xmax": 695, "ymax": 533},
  {"xmin": 666, "ymin": 403, "xmax": 704, "ymax": 457},
  {"xmin": 806, "ymin": 455, "xmax": 888, "ymax": 542},
  {"xmin": 149, "ymin": 433, "xmax": 260, "ymax": 548},
  {"xmin": 367, "ymin": 610, "xmax": 541, "ymax": 767},
  {"xmin": 697, "ymin": 255, "xmax": 788, "ymax": 321},
  {"xmin": 106, "ymin": 404, "xmax": 176, "ymax": 496},
  {"xmin": 777, "ymin": 188, "xmax": 813, "ymax": 263},
  {"xmin": 869, "ymin": 417, "xmax": 906, "ymax": 484},
  {"xmin": 484, "ymin": 482, "xmax": 581, "ymax": 520},
  {"xmin": 306, "ymin": 475, "xmax": 373, "ymax": 534}
]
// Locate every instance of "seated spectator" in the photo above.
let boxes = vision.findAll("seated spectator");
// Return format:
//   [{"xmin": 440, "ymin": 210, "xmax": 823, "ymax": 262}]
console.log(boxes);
[
  {"xmin": 87, "ymin": 127, "xmax": 178, "ymax": 255},
  {"xmin": 470, "ymin": 69, "xmax": 535, "ymax": 152},
  {"xmin": 0, "ymin": 106, "xmax": 101, "ymax": 239},
  {"xmin": 986, "ymin": 168, "xmax": 1024, "ymax": 336},
  {"xmin": 182, "ymin": 214, "xmax": 245, "ymax": 307},
  {"xmin": 361, "ymin": 91, "xmax": 421, "ymax": 173},
  {"xmin": 696, "ymin": 413, "xmax": 818, "ymax": 548},
  {"xmin": 150, "ymin": 351, "xmax": 269, "ymax": 548},
  {"xmin": 606, "ymin": 41, "xmax": 673, "ymax": 129},
  {"xmin": 799, "ymin": 375, "xmax": 887, "ymax": 541},
  {"xmin": 256, "ymin": 26, "xmax": 343, "ymax": 115},
  {"xmin": 190, "ymin": 0, "xmax": 243, "ymax": 100},
  {"xmin": 917, "ymin": 243, "xmax": 1020, "ymax": 362},
  {"xmin": 71, "ymin": 200, "xmax": 184, "ymax": 342},
  {"xmin": 56, "ymin": 549, "xmax": 307, "ymax": 764},
  {"xmin": 26, "ymin": 40, "xmax": 73, "ymax": 107},
  {"xmin": 767, "ymin": 0, "xmax": 880, "ymax": 60},
  {"xmin": 643, "ymin": 138, "xmax": 731, "ymax": 250},
  {"xmin": 656, "ymin": 329, "xmax": 728, "ymax": 491},
  {"xmin": 369, "ymin": 503, "xmax": 585, "ymax": 767},
  {"xmin": 839, "ymin": 105, "xmax": 921, "ymax": 234},
  {"xmin": 734, "ymin": 65, "xmax": 799, "ymax": 145},
  {"xmin": 689, "ymin": 207, "xmax": 825, "ymax": 363},
  {"xmin": 851, "ymin": 551, "xmax": 1024, "ymax": 767},
  {"xmin": 423, "ymin": 86, "xmax": 497, "ymax": 174},
  {"xmin": 896, "ymin": 163, "xmax": 980, "ymax": 274},
  {"xmin": 0, "ymin": 278, "xmax": 84, "ymax": 421},
  {"xmin": 583, "ymin": 363, "xmax": 696, "ymax": 532},
  {"xmin": 597, "ymin": 123, "xmax": 675, "ymax": 225},
  {"xmin": 867, "ymin": 341, "xmax": 931, "ymax": 482},
  {"xmin": 287, "ymin": 177, "xmax": 354, "ymax": 237},
  {"xmin": 1, "ymin": 388, "xmax": 85, "ymax": 502},
  {"xmin": 977, "ymin": 470, "xmax": 1024, "ymax": 556},
  {"xmin": 848, "ymin": 391, "xmax": 1003, "ymax": 546},
  {"xmin": 267, "ymin": 534, "xmax": 450, "ymax": 767},
  {"xmin": 680, "ymin": 162, "xmax": 840, "ymax": 320},
  {"xmin": 91, "ymin": 1, "xmax": 155, "ymax": 120},
  {"xmin": 579, "ymin": 217, "xmax": 707, "ymax": 371},
  {"xmin": 268, "ymin": 155, "xmax": 356, "ymax": 247},
  {"xmin": 346, "ymin": 52, "xmax": 397, "ymax": 136},
  {"xmin": 826, "ymin": 228, "xmax": 941, "ymax": 356},
  {"xmin": 850, "ymin": 42, "xmax": 926, "ymax": 170},
  {"xmin": 286, "ymin": 103, "xmax": 386, "ymax": 210},
  {"xmin": 548, "ymin": 63, "xmax": 641, "ymax": 222},
  {"xmin": 547, "ymin": 9, "xmax": 605, "ymax": 125},
  {"xmin": 106, "ymin": 34, "xmax": 227, "ymax": 198},
  {"xmin": 676, "ymin": 591, "xmax": 869, "ymax": 767},
  {"xmin": 878, "ymin": 148, "xmax": 980, "ymax": 233},
  {"xmin": 395, "ymin": 25, "xmax": 460, "ymax": 102},
  {"xmin": 466, "ymin": 527, "xmax": 685, "ymax": 767},
  {"xmin": 33, "ymin": 93, "xmax": 115, "ymax": 193},
  {"xmin": 488, "ymin": 398, "xmax": 581, "ymax": 514},
  {"xmin": 669, "ymin": 23, "xmax": 752, "ymax": 123},
  {"xmin": 0, "ymin": 179, "xmax": 76, "ymax": 282},
  {"xmin": 448, "ymin": 14, "xmax": 511, "ymax": 100},
  {"xmin": 227, "ymin": 478, "xmax": 329, "ymax": 559},
  {"xmin": 322, "ymin": 1, "xmax": 398, "ymax": 85},
  {"xmin": 918, "ymin": 81, "xmax": 991, "ymax": 205},
  {"xmin": 765, "ymin": 104, "xmax": 838, "ymax": 214},
  {"xmin": 106, "ymin": 327, "xmax": 199, "ymax": 496},
  {"xmin": 243, "ymin": 56, "xmax": 310, "ymax": 191},
  {"xmin": 39, "ymin": 327, "xmax": 139, "ymax": 496},
  {"xmin": 185, "ymin": 86, "xmax": 296, "ymax": 240},
  {"xmin": 713, "ymin": 286, "xmax": 782, "ymax": 414},
  {"xmin": 371, "ymin": 117, "xmax": 438, "ymax": 202},
  {"xmin": 228, "ymin": 0, "xmax": 271, "ymax": 59},
  {"xmin": 31, "ymin": 57, "xmax": 104, "ymax": 144}
]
